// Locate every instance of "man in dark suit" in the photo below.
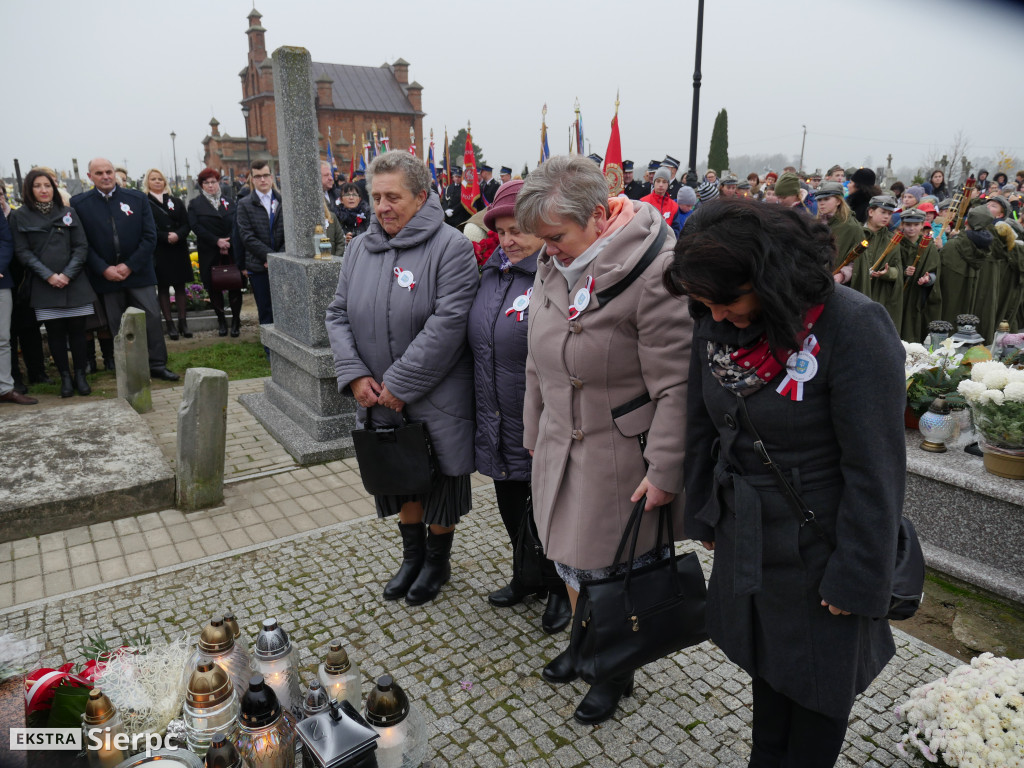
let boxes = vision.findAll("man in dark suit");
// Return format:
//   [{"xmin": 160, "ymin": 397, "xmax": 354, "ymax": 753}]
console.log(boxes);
[
  {"xmin": 622, "ymin": 160, "xmax": 645, "ymax": 200},
  {"xmin": 478, "ymin": 164, "xmax": 500, "ymax": 207},
  {"xmin": 236, "ymin": 159, "xmax": 283, "ymax": 326},
  {"xmin": 442, "ymin": 166, "xmax": 471, "ymax": 229},
  {"xmin": 71, "ymin": 157, "xmax": 178, "ymax": 380}
]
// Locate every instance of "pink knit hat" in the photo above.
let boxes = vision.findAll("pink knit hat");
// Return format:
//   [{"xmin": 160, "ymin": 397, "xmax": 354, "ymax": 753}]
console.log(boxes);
[{"xmin": 483, "ymin": 180, "xmax": 524, "ymax": 231}]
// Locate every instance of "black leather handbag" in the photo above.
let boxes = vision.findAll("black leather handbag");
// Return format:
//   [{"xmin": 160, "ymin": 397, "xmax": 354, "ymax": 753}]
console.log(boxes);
[
  {"xmin": 733, "ymin": 395, "xmax": 925, "ymax": 620},
  {"xmin": 512, "ymin": 496, "xmax": 562, "ymax": 592},
  {"xmin": 569, "ymin": 497, "xmax": 709, "ymax": 685},
  {"xmin": 351, "ymin": 407, "xmax": 436, "ymax": 497}
]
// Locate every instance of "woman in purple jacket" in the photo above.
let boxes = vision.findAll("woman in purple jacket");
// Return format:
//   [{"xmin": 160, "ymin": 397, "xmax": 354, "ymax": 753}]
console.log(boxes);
[{"xmin": 468, "ymin": 181, "xmax": 571, "ymax": 634}]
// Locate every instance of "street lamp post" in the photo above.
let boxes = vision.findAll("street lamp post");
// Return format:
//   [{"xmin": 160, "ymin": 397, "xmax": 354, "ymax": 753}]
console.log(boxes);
[
  {"xmin": 170, "ymin": 131, "xmax": 179, "ymax": 188},
  {"xmin": 241, "ymin": 105, "xmax": 252, "ymax": 172},
  {"xmin": 799, "ymin": 125, "xmax": 807, "ymax": 174},
  {"xmin": 686, "ymin": 0, "xmax": 705, "ymax": 184}
]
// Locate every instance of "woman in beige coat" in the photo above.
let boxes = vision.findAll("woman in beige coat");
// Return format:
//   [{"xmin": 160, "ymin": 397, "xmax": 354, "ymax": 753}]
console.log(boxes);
[{"xmin": 517, "ymin": 155, "xmax": 693, "ymax": 725}]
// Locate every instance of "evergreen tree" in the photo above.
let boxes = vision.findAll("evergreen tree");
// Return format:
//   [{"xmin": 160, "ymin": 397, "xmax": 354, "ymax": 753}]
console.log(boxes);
[
  {"xmin": 707, "ymin": 109, "xmax": 730, "ymax": 175},
  {"xmin": 447, "ymin": 128, "xmax": 485, "ymax": 168}
]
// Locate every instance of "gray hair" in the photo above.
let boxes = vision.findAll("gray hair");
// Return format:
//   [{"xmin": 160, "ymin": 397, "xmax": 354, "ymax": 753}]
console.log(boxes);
[
  {"xmin": 515, "ymin": 155, "xmax": 609, "ymax": 232},
  {"xmin": 368, "ymin": 150, "xmax": 431, "ymax": 197}
]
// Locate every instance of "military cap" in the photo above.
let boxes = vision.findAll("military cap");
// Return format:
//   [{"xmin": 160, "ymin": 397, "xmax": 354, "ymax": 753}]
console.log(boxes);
[
  {"xmin": 720, "ymin": 175, "xmax": 739, "ymax": 187},
  {"xmin": 662, "ymin": 155, "xmax": 680, "ymax": 169},
  {"xmin": 900, "ymin": 208, "xmax": 926, "ymax": 223},
  {"xmin": 500, "ymin": 166, "xmax": 512, "ymax": 175},
  {"xmin": 450, "ymin": 166, "xmax": 463, "ymax": 175},
  {"xmin": 868, "ymin": 195, "xmax": 897, "ymax": 211},
  {"xmin": 587, "ymin": 153, "xmax": 603, "ymax": 165},
  {"xmin": 479, "ymin": 163, "xmax": 493, "ymax": 172},
  {"xmin": 967, "ymin": 204, "xmax": 994, "ymax": 229},
  {"xmin": 647, "ymin": 161, "xmax": 661, "ymax": 172},
  {"xmin": 813, "ymin": 181, "xmax": 844, "ymax": 199},
  {"xmin": 988, "ymin": 196, "xmax": 1012, "ymax": 216},
  {"xmin": 622, "ymin": 160, "xmax": 634, "ymax": 172}
]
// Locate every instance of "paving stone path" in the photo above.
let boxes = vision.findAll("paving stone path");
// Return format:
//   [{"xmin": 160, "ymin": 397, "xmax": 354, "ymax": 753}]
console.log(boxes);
[{"xmin": 2, "ymin": 480, "xmax": 959, "ymax": 767}]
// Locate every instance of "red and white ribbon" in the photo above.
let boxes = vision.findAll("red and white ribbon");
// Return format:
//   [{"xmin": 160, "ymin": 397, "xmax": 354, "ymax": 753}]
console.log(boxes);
[
  {"xmin": 505, "ymin": 288, "xmax": 532, "ymax": 321},
  {"xmin": 568, "ymin": 275, "xmax": 594, "ymax": 320},
  {"xmin": 393, "ymin": 267, "xmax": 416, "ymax": 290},
  {"xmin": 776, "ymin": 334, "xmax": 821, "ymax": 402}
]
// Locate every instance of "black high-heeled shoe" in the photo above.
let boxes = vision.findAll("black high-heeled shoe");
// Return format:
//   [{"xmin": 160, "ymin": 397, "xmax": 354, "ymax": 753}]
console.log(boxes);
[
  {"xmin": 165, "ymin": 318, "xmax": 179, "ymax": 340},
  {"xmin": 541, "ymin": 648, "xmax": 578, "ymax": 684},
  {"xmin": 488, "ymin": 580, "xmax": 546, "ymax": 608},
  {"xmin": 178, "ymin": 318, "xmax": 193, "ymax": 339},
  {"xmin": 573, "ymin": 671, "xmax": 635, "ymax": 725},
  {"xmin": 541, "ymin": 590, "xmax": 572, "ymax": 633}
]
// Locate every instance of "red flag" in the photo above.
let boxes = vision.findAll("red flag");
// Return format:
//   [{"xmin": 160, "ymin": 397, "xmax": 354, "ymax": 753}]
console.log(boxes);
[
  {"xmin": 461, "ymin": 128, "xmax": 480, "ymax": 215},
  {"xmin": 603, "ymin": 112, "xmax": 623, "ymax": 196}
]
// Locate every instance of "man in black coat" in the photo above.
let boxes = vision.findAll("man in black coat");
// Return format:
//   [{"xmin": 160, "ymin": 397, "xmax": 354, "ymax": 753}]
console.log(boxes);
[
  {"xmin": 478, "ymin": 164, "xmax": 500, "ymax": 207},
  {"xmin": 442, "ymin": 167, "xmax": 471, "ymax": 229},
  {"xmin": 71, "ymin": 158, "xmax": 177, "ymax": 380},
  {"xmin": 235, "ymin": 160, "xmax": 283, "ymax": 326},
  {"xmin": 622, "ymin": 160, "xmax": 645, "ymax": 200}
]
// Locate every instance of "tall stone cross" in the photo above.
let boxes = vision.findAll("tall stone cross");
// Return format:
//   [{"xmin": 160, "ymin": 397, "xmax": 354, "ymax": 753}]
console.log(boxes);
[{"xmin": 240, "ymin": 45, "xmax": 356, "ymax": 464}]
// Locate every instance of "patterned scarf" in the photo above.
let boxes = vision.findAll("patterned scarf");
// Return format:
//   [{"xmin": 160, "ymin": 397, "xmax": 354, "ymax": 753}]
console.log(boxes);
[
  {"xmin": 37, "ymin": 201, "xmax": 54, "ymax": 215},
  {"xmin": 708, "ymin": 304, "xmax": 824, "ymax": 396}
]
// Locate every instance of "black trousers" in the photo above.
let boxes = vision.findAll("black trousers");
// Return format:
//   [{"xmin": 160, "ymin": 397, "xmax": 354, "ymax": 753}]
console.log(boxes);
[
  {"xmin": 748, "ymin": 677, "xmax": 850, "ymax": 768},
  {"xmin": 493, "ymin": 479, "xmax": 531, "ymax": 547},
  {"xmin": 44, "ymin": 317, "xmax": 88, "ymax": 372},
  {"xmin": 102, "ymin": 286, "xmax": 168, "ymax": 369},
  {"xmin": 11, "ymin": 298, "xmax": 46, "ymax": 379}
]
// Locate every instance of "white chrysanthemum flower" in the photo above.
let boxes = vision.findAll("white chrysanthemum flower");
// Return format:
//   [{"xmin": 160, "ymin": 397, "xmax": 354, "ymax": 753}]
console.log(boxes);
[
  {"xmin": 982, "ymin": 369, "xmax": 1010, "ymax": 391},
  {"xmin": 979, "ymin": 389, "xmax": 1005, "ymax": 406},
  {"xmin": 958, "ymin": 380, "xmax": 987, "ymax": 402},
  {"xmin": 972, "ymin": 361, "xmax": 1005, "ymax": 383},
  {"xmin": 1004, "ymin": 367, "xmax": 1024, "ymax": 385},
  {"xmin": 1002, "ymin": 382, "xmax": 1024, "ymax": 404}
]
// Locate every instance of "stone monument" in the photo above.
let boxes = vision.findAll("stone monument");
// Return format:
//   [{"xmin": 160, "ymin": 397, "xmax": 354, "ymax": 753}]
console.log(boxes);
[
  {"xmin": 114, "ymin": 307, "xmax": 152, "ymax": 414},
  {"xmin": 176, "ymin": 367, "xmax": 228, "ymax": 510},
  {"xmin": 240, "ymin": 45, "xmax": 356, "ymax": 464}
]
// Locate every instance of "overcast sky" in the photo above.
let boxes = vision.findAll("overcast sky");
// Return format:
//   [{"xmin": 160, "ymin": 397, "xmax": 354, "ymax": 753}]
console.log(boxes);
[{"xmin": 5, "ymin": 0, "xmax": 1024, "ymax": 183}]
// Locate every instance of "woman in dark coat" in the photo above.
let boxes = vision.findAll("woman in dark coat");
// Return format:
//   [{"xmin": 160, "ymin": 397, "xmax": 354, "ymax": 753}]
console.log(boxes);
[
  {"xmin": 333, "ymin": 182, "xmax": 371, "ymax": 245},
  {"xmin": 467, "ymin": 180, "xmax": 571, "ymax": 634},
  {"xmin": 664, "ymin": 199, "xmax": 905, "ymax": 768},
  {"xmin": 922, "ymin": 168, "xmax": 951, "ymax": 202},
  {"xmin": 189, "ymin": 168, "xmax": 243, "ymax": 337},
  {"xmin": 10, "ymin": 168, "xmax": 97, "ymax": 397},
  {"xmin": 144, "ymin": 168, "xmax": 193, "ymax": 339},
  {"xmin": 326, "ymin": 151, "xmax": 479, "ymax": 607}
]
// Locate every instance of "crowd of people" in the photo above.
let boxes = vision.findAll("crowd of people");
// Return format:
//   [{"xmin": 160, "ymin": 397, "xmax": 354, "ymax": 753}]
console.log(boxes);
[
  {"xmin": 0, "ymin": 156, "xmax": 361, "ymax": 405},
  {"xmin": 326, "ymin": 150, "xmax": 917, "ymax": 767}
]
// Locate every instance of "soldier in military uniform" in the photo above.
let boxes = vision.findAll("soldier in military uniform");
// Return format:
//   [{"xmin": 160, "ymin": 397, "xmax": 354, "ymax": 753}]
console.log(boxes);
[
  {"xmin": 479, "ymin": 164, "xmax": 500, "ymax": 207},
  {"xmin": 898, "ymin": 207, "xmax": 942, "ymax": 342},
  {"xmin": 852, "ymin": 195, "xmax": 904, "ymax": 335},
  {"xmin": 641, "ymin": 161, "xmax": 659, "ymax": 197},
  {"xmin": 499, "ymin": 166, "xmax": 512, "ymax": 185},
  {"xmin": 442, "ymin": 166, "xmax": 471, "ymax": 229},
  {"xmin": 622, "ymin": 161, "xmax": 644, "ymax": 200},
  {"xmin": 662, "ymin": 155, "xmax": 682, "ymax": 200}
]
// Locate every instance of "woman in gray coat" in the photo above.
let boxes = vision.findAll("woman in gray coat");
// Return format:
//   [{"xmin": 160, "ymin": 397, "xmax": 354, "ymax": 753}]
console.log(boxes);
[
  {"xmin": 326, "ymin": 151, "xmax": 479, "ymax": 607},
  {"xmin": 11, "ymin": 168, "xmax": 96, "ymax": 397},
  {"xmin": 664, "ymin": 200, "xmax": 905, "ymax": 768}
]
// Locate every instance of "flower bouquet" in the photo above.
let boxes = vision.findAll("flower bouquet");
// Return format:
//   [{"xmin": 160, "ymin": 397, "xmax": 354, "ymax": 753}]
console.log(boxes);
[
  {"xmin": 896, "ymin": 653, "xmax": 1024, "ymax": 766},
  {"xmin": 905, "ymin": 339, "xmax": 970, "ymax": 428},
  {"xmin": 958, "ymin": 361, "xmax": 1024, "ymax": 478}
]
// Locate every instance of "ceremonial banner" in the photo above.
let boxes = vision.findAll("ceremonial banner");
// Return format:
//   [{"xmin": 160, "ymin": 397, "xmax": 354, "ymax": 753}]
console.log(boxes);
[
  {"xmin": 540, "ymin": 104, "xmax": 550, "ymax": 166},
  {"xmin": 461, "ymin": 127, "xmax": 480, "ymax": 215},
  {"xmin": 603, "ymin": 109, "xmax": 623, "ymax": 196},
  {"xmin": 326, "ymin": 127, "xmax": 336, "ymax": 174}
]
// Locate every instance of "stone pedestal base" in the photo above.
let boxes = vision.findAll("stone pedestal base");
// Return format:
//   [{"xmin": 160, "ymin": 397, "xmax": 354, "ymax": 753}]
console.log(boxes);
[{"xmin": 241, "ymin": 252, "xmax": 357, "ymax": 465}]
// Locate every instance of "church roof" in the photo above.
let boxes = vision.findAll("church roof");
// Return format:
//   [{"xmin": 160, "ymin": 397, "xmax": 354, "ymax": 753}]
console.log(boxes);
[{"xmin": 311, "ymin": 61, "xmax": 417, "ymax": 115}]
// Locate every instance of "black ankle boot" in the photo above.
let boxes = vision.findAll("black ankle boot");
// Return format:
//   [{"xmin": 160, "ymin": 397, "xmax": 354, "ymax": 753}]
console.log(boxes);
[
  {"xmin": 166, "ymin": 318, "xmax": 179, "ymax": 340},
  {"xmin": 573, "ymin": 671, "xmax": 635, "ymax": 725},
  {"xmin": 59, "ymin": 371, "xmax": 74, "ymax": 398},
  {"xmin": 73, "ymin": 369, "xmax": 91, "ymax": 396},
  {"xmin": 541, "ymin": 647, "xmax": 578, "ymax": 684},
  {"xmin": 230, "ymin": 316, "xmax": 241, "ymax": 337},
  {"xmin": 216, "ymin": 314, "xmax": 228, "ymax": 337},
  {"xmin": 383, "ymin": 523, "xmax": 426, "ymax": 600},
  {"xmin": 179, "ymin": 318, "xmax": 193, "ymax": 338},
  {"xmin": 488, "ymin": 579, "xmax": 546, "ymax": 608},
  {"xmin": 542, "ymin": 589, "xmax": 572, "ymax": 634},
  {"xmin": 405, "ymin": 529, "xmax": 454, "ymax": 606}
]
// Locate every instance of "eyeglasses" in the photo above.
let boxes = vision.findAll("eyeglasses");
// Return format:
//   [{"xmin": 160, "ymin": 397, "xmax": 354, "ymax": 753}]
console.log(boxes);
[{"xmin": 252, "ymin": 173, "xmax": 272, "ymax": 180}]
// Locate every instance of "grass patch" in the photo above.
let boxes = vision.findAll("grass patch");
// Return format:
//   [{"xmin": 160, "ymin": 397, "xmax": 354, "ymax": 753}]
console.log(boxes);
[{"xmin": 168, "ymin": 340, "xmax": 270, "ymax": 380}]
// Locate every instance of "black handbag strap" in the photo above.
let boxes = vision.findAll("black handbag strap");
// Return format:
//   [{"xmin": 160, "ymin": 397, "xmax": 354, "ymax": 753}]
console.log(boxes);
[
  {"xmin": 733, "ymin": 395, "xmax": 834, "ymax": 549},
  {"xmin": 593, "ymin": 223, "xmax": 669, "ymax": 306},
  {"xmin": 610, "ymin": 497, "xmax": 680, "ymax": 609},
  {"xmin": 364, "ymin": 404, "xmax": 413, "ymax": 430}
]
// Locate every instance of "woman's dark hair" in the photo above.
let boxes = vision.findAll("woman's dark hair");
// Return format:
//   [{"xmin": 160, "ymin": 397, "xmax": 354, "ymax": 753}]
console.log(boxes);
[
  {"xmin": 663, "ymin": 198, "xmax": 834, "ymax": 358},
  {"xmin": 338, "ymin": 182, "xmax": 361, "ymax": 198},
  {"xmin": 22, "ymin": 168, "xmax": 58, "ymax": 212},
  {"xmin": 890, "ymin": 181, "xmax": 906, "ymax": 197},
  {"xmin": 994, "ymin": 171, "xmax": 1008, "ymax": 186}
]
